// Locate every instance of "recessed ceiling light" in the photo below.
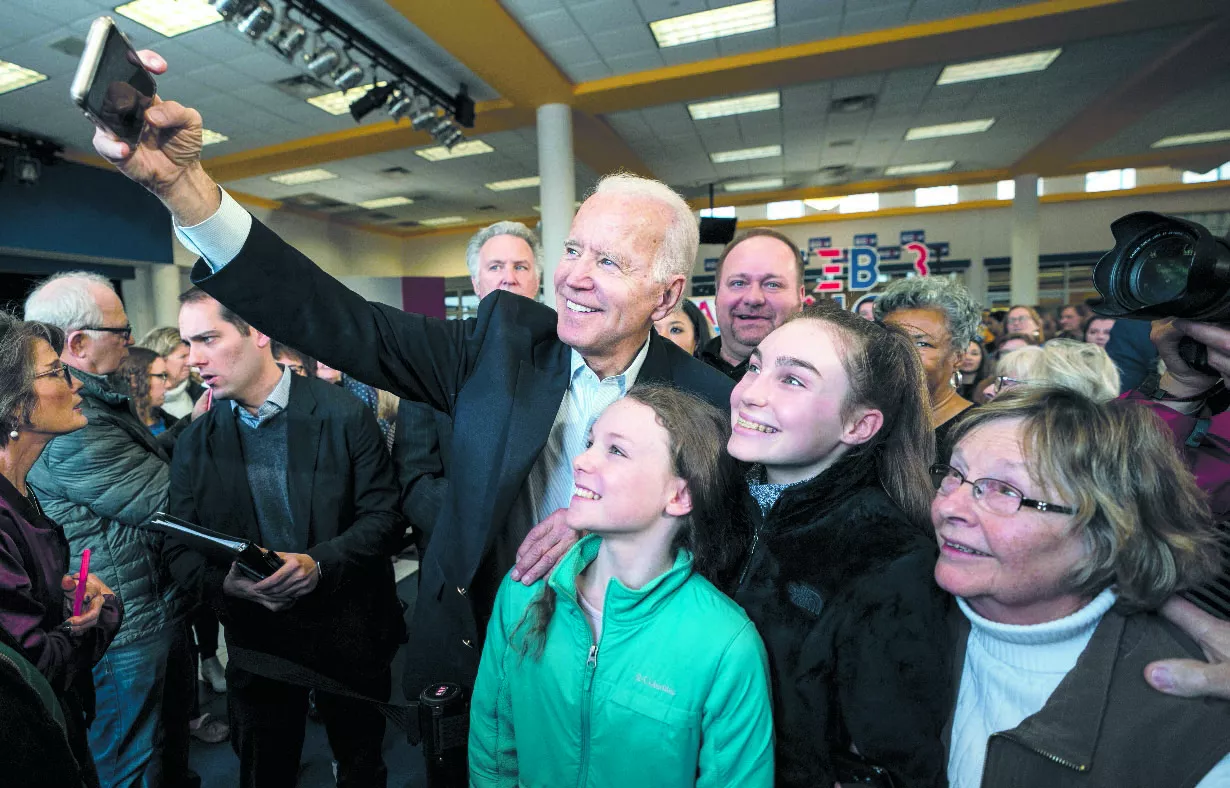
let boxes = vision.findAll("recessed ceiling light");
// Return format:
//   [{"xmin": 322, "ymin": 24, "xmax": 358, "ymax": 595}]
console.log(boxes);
[
  {"xmin": 306, "ymin": 82, "xmax": 388, "ymax": 115},
  {"xmin": 650, "ymin": 0, "xmax": 776, "ymax": 48},
  {"xmin": 358, "ymin": 196, "xmax": 414, "ymax": 209},
  {"xmin": 419, "ymin": 216, "xmax": 466, "ymax": 226},
  {"xmin": 937, "ymin": 49, "xmax": 1062, "ymax": 85},
  {"xmin": 485, "ymin": 176, "xmax": 540, "ymax": 192},
  {"xmin": 0, "ymin": 60, "xmax": 47, "ymax": 96},
  {"xmin": 688, "ymin": 91, "xmax": 780, "ymax": 120},
  {"xmin": 884, "ymin": 161, "xmax": 955, "ymax": 176},
  {"xmin": 905, "ymin": 119, "xmax": 995, "ymax": 141},
  {"xmin": 415, "ymin": 139, "xmax": 495, "ymax": 162},
  {"xmin": 804, "ymin": 198, "xmax": 842, "ymax": 211},
  {"xmin": 268, "ymin": 168, "xmax": 339, "ymax": 186},
  {"xmin": 1152, "ymin": 130, "xmax": 1230, "ymax": 148},
  {"xmin": 200, "ymin": 128, "xmax": 228, "ymax": 146},
  {"xmin": 711, "ymin": 145, "xmax": 782, "ymax": 164},
  {"xmin": 114, "ymin": 0, "xmax": 222, "ymax": 37},
  {"xmin": 724, "ymin": 177, "xmax": 784, "ymax": 192}
]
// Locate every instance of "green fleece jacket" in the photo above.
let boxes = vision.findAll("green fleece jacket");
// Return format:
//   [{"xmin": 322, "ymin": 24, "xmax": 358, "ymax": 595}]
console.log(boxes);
[{"xmin": 469, "ymin": 534, "xmax": 774, "ymax": 788}]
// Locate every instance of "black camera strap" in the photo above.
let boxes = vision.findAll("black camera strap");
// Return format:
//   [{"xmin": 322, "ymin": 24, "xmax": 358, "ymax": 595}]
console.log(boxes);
[{"xmin": 226, "ymin": 644, "xmax": 423, "ymax": 745}]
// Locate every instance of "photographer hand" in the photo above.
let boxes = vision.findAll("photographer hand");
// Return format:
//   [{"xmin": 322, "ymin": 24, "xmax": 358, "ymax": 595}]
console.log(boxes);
[
  {"xmin": 1151, "ymin": 319, "xmax": 1223, "ymax": 398},
  {"xmin": 1146, "ymin": 596, "xmax": 1230, "ymax": 700},
  {"xmin": 89, "ymin": 49, "xmax": 221, "ymax": 226}
]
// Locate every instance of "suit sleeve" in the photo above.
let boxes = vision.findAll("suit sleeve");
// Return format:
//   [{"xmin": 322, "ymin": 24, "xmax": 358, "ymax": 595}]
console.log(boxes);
[
  {"xmin": 391, "ymin": 400, "xmax": 449, "ymax": 547},
  {"xmin": 468, "ymin": 574, "xmax": 519, "ymax": 788},
  {"xmin": 163, "ymin": 435, "xmax": 228, "ymax": 611},
  {"xmin": 36, "ymin": 420, "xmax": 168, "ymax": 527},
  {"xmin": 306, "ymin": 404, "xmax": 405, "ymax": 594},
  {"xmin": 697, "ymin": 620, "xmax": 775, "ymax": 788},
  {"xmin": 193, "ymin": 218, "xmax": 484, "ymax": 413},
  {"xmin": 831, "ymin": 550, "xmax": 952, "ymax": 788}
]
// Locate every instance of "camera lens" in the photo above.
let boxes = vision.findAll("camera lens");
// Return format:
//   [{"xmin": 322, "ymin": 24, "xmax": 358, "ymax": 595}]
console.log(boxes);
[{"xmin": 1127, "ymin": 230, "xmax": 1196, "ymax": 306}]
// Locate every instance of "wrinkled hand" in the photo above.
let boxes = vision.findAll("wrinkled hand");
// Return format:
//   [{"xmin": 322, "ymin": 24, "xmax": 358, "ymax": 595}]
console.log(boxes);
[
  {"xmin": 59, "ymin": 573, "xmax": 111, "ymax": 635},
  {"xmin": 1151, "ymin": 319, "xmax": 1221, "ymax": 397},
  {"xmin": 252, "ymin": 553, "xmax": 319, "ymax": 599},
  {"xmin": 191, "ymin": 387, "xmax": 212, "ymax": 421},
  {"xmin": 222, "ymin": 564, "xmax": 294, "ymax": 612},
  {"xmin": 1145, "ymin": 596, "xmax": 1230, "ymax": 700},
  {"xmin": 512, "ymin": 508, "xmax": 579, "ymax": 585}
]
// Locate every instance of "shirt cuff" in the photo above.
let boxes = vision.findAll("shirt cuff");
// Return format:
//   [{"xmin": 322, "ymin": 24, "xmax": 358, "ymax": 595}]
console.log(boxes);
[{"xmin": 173, "ymin": 187, "xmax": 253, "ymax": 272}]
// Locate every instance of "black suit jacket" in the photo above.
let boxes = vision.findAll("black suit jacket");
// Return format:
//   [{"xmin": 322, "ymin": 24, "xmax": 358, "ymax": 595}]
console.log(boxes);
[
  {"xmin": 164, "ymin": 373, "xmax": 405, "ymax": 680},
  {"xmin": 193, "ymin": 218, "xmax": 735, "ymax": 693},
  {"xmin": 390, "ymin": 399, "xmax": 453, "ymax": 552}
]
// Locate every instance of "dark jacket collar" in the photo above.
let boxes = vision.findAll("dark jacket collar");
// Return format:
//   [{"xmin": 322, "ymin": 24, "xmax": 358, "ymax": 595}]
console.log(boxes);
[
  {"xmin": 68, "ymin": 365, "xmax": 127, "ymax": 407},
  {"xmin": 699, "ymin": 336, "xmax": 747, "ymax": 381}
]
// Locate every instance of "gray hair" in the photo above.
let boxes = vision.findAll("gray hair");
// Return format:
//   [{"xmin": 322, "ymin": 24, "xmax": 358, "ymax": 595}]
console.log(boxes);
[
  {"xmin": 592, "ymin": 173, "xmax": 698, "ymax": 283},
  {"xmin": 874, "ymin": 276, "xmax": 982, "ymax": 351},
  {"xmin": 465, "ymin": 221, "xmax": 542, "ymax": 283},
  {"xmin": 24, "ymin": 271, "xmax": 116, "ymax": 332},
  {"xmin": 0, "ymin": 311, "xmax": 66, "ymax": 448},
  {"xmin": 996, "ymin": 340, "xmax": 1120, "ymax": 402}
]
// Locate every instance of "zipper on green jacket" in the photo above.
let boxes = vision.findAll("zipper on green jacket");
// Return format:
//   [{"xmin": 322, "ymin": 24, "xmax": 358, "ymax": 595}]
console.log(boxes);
[
  {"xmin": 987, "ymin": 731, "xmax": 1089, "ymax": 776},
  {"xmin": 577, "ymin": 643, "xmax": 599, "ymax": 788}
]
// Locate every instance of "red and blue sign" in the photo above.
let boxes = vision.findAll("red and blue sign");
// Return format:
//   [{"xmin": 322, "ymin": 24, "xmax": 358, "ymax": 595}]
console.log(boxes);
[{"xmin": 810, "ymin": 229, "xmax": 946, "ymax": 294}]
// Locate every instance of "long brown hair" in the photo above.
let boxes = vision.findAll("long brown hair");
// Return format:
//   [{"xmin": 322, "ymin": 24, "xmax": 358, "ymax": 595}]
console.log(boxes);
[
  {"xmin": 515, "ymin": 384, "xmax": 739, "ymax": 658},
  {"xmin": 790, "ymin": 302, "xmax": 936, "ymax": 532},
  {"xmin": 110, "ymin": 346, "xmax": 161, "ymax": 425}
]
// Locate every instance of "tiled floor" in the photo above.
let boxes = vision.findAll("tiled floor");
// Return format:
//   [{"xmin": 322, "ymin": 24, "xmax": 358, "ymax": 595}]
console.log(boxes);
[{"xmin": 190, "ymin": 559, "xmax": 428, "ymax": 787}]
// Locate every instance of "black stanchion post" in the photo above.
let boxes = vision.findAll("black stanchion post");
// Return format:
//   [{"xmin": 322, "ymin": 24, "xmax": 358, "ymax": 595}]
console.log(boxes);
[{"xmin": 419, "ymin": 683, "xmax": 469, "ymax": 788}]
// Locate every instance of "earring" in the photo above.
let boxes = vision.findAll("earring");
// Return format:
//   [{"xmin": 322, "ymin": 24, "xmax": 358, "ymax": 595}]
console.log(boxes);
[
  {"xmin": 8, "ymin": 430, "xmax": 17, "ymax": 440},
  {"xmin": 950, "ymin": 371, "xmax": 962, "ymax": 390}
]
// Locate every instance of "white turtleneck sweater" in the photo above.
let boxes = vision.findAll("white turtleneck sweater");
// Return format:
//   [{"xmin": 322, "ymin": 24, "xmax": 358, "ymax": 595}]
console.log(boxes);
[
  {"xmin": 161, "ymin": 377, "xmax": 194, "ymax": 419},
  {"xmin": 949, "ymin": 588, "xmax": 1230, "ymax": 787}
]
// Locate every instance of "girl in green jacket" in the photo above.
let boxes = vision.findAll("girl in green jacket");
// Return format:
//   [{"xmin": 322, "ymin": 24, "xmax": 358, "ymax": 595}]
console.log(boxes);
[{"xmin": 469, "ymin": 384, "xmax": 774, "ymax": 788}]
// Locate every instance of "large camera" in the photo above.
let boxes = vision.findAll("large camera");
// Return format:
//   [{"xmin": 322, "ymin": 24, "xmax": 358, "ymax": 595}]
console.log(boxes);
[{"xmin": 1091, "ymin": 212, "xmax": 1230, "ymax": 376}]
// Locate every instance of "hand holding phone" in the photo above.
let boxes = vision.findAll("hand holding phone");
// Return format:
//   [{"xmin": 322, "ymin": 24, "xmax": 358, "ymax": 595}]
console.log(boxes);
[
  {"xmin": 70, "ymin": 17, "xmax": 156, "ymax": 146},
  {"xmin": 72, "ymin": 548, "xmax": 92, "ymax": 617}
]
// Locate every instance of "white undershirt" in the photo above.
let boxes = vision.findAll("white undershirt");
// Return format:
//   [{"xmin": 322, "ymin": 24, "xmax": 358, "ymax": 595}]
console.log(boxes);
[
  {"xmin": 948, "ymin": 588, "xmax": 1230, "ymax": 787},
  {"xmin": 575, "ymin": 582, "xmax": 603, "ymax": 644}
]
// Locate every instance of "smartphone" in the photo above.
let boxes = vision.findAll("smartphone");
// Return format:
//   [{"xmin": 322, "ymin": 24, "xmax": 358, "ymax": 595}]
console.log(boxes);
[{"xmin": 69, "ymin": 17, "xmax": 156, "ymax": 146}]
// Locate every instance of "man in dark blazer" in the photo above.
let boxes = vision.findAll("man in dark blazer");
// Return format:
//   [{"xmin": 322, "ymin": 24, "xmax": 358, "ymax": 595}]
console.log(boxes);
[
  {"xmin": 89, "ymin": 76, "xmax": 734, "ymax": 701},
  {"xmin": 165, "ymin": 288, "xmax": 405, "ymax": 788}
]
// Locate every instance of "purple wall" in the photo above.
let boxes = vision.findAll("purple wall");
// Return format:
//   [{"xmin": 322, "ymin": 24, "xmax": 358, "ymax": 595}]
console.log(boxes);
[{"xmin": 401, "ymin": 277, "xmax": 446, "ymax": 318}]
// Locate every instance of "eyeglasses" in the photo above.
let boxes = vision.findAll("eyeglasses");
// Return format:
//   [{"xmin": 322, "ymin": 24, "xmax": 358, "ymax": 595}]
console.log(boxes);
[
  {"xmin": 994, "ymin": 375, "xmax": 1039, "ymax": 394},
  {"xmin": 929, "ymin": 463, "xmax": 1075, "ymax": 516},
  {"xmin": 82, "ymin": 325, "xmax": 133, "ymax": 341},
  {"xmin": 149, "ymin": 372, "xmax": 169, "ymax": 382},
  {"xmin": 33, "ymin": 363, "xmax": 73, "ymax": 386}
]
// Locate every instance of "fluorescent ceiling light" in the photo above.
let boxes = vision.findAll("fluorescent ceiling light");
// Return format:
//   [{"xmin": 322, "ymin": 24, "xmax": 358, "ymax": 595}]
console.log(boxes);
[
  {"xmin": 1152, "ymin": 130, "xmax": 1230, "ymax": 148},
  {"xmin": 358, "ymin": 196, "xmax": 414, "ymax": 209},
  {"xmin": 804, "ymin": 197, "xmax": 841, "ymax": 212},
  {"xmin": 114, "ymin": 0, "xmax": 222, "ymax": 37},
  {"xmin": 415, "ymin": 139, "xmax": 495, "ymax": 162},
  {"xmin": 711, "ymin": 144, "xmax": 782, "ymax": 164},
  {"xmin": 937, "ymin": 48, "xmax": 1061, "ymax": 85},
  {"xmin": 724, "ymin": 177, "xmax": 783, "ymax": 192},
  {"xmin": 269, "ymin": 168, "xmax": 338, "ymax": 186},
  {"xmin": 419, "ymin": 216, "xmax": 466, "ymax": 226},
  {"xmin": 650, "ymin": 0, "xmax": 776, "ymax": 48},
  {"xmin": 688, "ymin": 91, "xmax": 780, "ymax": 120},
  {"xmin": 885, "ymin": 161, "xmax": 955, "ymax": 176},
  {"xmin": 485, "ymin": 176, "xmax": 540, "ymax": 192},
  {"xmin": 0, "ymin": 60, "xmax": 47, "ymax": 96},
  {"xmin": 905, "ymin": 118, "xmax": 995, "ymax": 141},
  {"xmin": 306, "ymin": 82, "xmax": 388, "ymax": 116},
  {"xmin": 200, "ymin": 128, "xmax": 228, "ymax": 146}
]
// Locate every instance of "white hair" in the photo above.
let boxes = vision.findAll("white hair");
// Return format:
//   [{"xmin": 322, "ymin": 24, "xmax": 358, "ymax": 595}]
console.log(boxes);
[
  {"xmin": 592, "ymin": 173, "xmax": 698, "ymax": 283},
  {"xmin": 995, "ymin": 340, "xmax": 1120, "ymax": 402},
  {"xmin": 24, "ymin": 271, "xmax": 116, "ymax": 331},
  {"xmin": 465, "ymin": 221, "xmax": 542, "ymax": 283}
]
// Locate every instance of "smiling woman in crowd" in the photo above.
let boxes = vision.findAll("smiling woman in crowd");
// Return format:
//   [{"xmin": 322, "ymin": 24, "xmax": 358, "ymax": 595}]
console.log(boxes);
[{"xmin": 933, "ymin": 386, "xmax": 1230, "ymax": 786}]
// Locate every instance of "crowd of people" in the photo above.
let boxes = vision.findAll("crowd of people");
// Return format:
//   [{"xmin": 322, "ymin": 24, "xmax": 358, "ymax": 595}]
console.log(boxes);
[{"xmin": 3, "ymin": 44, "xmax": 1230, "ymax": 788}]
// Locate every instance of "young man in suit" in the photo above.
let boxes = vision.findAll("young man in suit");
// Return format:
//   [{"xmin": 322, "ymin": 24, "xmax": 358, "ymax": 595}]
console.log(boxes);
[
  {"xmin": 90, "ymin": 52, "xmax": 735, "ymax": 703},
  {"xmin": 165, "ymin": 289, "xmax": 405, "ymax": 788}
]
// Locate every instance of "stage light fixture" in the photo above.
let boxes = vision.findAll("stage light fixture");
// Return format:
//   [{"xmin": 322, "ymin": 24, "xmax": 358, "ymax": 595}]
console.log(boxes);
[
  {"xmin": 349, "ymin": 83, "xmax": 395, "ymax": 122},
  {"xmin": 410, "ymin": 104, "xmax": 438, "ymax": 131},
  {"xmin": 14, "ymin": 152, "xmax": 40, "ymax": 186},
  {"xmin": 236, "ymin": 1, "xmax": 274, "ymax": 38},
  {"xmin": 304, "ymin": 43, "xmax": 341, "ymax": 78},
  {"xmin": 212, "ymin": 0, "xmax": 253, "ymax": 22},
  {"xmin": 386, "ymin": 91, "xmax": 415, "ymax": 121},
  {"xmin": 270, "ymin": 21, "xmax": 307, "ymax": 59},
  {"xmin": 333, "ymin": 59, "xmax": 364, "ymax": 90}
]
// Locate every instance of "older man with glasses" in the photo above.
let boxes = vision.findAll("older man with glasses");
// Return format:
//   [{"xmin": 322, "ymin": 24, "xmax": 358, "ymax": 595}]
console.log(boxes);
[{"xmin": 24, "ymin": 272, "xmax": 198, "ymax": 788}]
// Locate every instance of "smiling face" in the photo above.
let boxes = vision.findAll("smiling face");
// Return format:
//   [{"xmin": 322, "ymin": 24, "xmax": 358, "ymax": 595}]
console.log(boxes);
[
  {"xmin": 566, "ymin": 397, "xmax": 690, "ymax": 535},
  {"xmin": 473, "ymin": 234, "xmax": 539, "ymax": 299},
  {"xmin": 883, "ymin": 307, "xmax": 961, "ymax": 397},
  {"xmin": 654, "ymin": 311, "xmax": 698, "ymax": 355},
  {"xmin": 727, "ymin": 319, "xmax": 879, "ymax": 484},
  {"xmin": 555, "ymin": 192, "xmax": 683, "ymax": 378},
  {"xmin": 715, "ymin": 236, "xmax": 805, "ymax": 365},
  {"xmin": 27, "ymin": 339, "xmax": 86, "ymax": 438},
  {"xmin": 932, "ymin": 418, "xmax": 1090, "ymax": 625},
  {"xmin": 959, "ymin": 341, "xmax": 983, "ymax": 373}
]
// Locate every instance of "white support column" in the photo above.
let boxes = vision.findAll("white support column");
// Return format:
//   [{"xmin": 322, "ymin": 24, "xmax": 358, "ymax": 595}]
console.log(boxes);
[
  {"xmin": 1010, "ymin": 174, "xmax": 1040, "ymax": 305},
  {"xmin": 536, "ymin": 103, "xmax": 575, "ymax": 307},
  {"xmin": 963, "ymin": 258, "xmax": 988, "ymax": 308},
  {"xmin": 151, "ymin": 263, "xmax": 183, "ymax": 329}
]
